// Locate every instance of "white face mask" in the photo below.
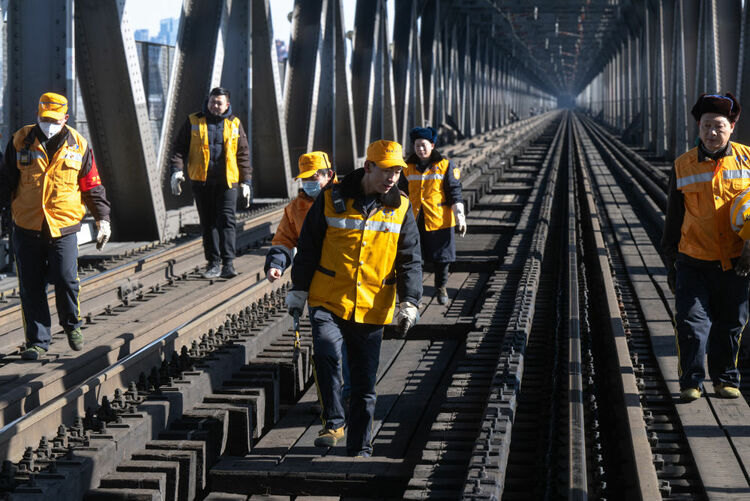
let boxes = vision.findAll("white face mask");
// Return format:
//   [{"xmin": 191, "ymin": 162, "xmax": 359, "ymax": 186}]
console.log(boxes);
[{"xmin": 38, "ymin": 120, "xmax": 64, "ymax": 138}]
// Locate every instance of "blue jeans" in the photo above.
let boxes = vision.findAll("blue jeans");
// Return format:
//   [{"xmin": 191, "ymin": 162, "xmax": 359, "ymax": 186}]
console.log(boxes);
[
  {"xmin": 12, "ymin": 226, "xmax": 82, "ymax": 350},
  {"xmin": 675, "ymin": 260, "xmax": 750, "ymax": 390},
  {"xmin": 309, "ymin": 306, "xmax": 382, "ymax": 456}
]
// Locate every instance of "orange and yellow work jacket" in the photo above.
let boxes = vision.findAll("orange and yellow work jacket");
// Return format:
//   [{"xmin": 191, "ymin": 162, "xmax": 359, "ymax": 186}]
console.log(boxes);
[
  {"xmin": 308, "ymin": 187, "xmax": 411, "ymax": 325},
  {"xmin": 404, "ymin": 158, "xmax": 457, "ymax": 231},
  {"xmin": 188, "ymin": 113, "xmax": 241, "ymax": 187},
  {"xmin": 675, "ymin": 142, "xmax": 750, "ymax": 270},
  {"xmin": 11, "ymin": 125, "xmax": 98, "ymax": 237}
]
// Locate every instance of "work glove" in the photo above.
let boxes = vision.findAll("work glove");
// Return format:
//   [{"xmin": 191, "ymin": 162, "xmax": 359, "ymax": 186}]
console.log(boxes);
[
  {"xmin": 241, "ymin": 182, "xmax": 253, "ymax": 209},
  {"xmin": 96, "ymin": 220, "xmax": 111, "ymax": 251},
  {"xmin": 267, "ymin": 267, "xmax": 282, "ymax": 282},
  {"xmin": 170, "ymin": 171, "xmax": 185, "ymax": 196},
  {"xmin": 452, "ymin": 202, "xmax": 467, "ymax": 237},
  {"xmin": 285, "ymin": 290, "xmax": 308, "ymax": 317},
  {"xmin": 395, "ymin": 301, "xmax": 419, "ymax": 337}
]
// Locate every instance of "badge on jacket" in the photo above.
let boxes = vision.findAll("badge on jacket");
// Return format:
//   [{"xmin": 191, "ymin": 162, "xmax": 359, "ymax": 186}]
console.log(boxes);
[
  {"xmin": 453, "ymin": 167, "xmax": 461, "ymax": 179},
  {"xmin": 19, "ymin": 150, "xmax": 31, "ymax": 165}
]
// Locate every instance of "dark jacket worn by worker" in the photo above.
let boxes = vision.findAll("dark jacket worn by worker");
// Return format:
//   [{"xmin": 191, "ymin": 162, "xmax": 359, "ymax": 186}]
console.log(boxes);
[
  {"xmin": 0, "ymin": 124, "xmax": 110, "ymax": 237},
  {"xmin": 661, "ymin": 141, "xmax": 750, "ymax": 271},
  {"xmin": 291, "ymin": 168, "xmax": 422, "ymax": 325},
  {"xmin": 402, "ymin": 150, "xmax": 463, "ymax": 230},
  {"xmin": 170, "ymin": 102, "xmax": 252, "ymax": 187}
]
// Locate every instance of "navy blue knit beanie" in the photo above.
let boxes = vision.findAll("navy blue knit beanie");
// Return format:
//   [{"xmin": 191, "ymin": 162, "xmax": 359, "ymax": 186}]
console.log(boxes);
[{"xmin": 409, "ymin": 126, "xmax": 438, "ymax": 145}]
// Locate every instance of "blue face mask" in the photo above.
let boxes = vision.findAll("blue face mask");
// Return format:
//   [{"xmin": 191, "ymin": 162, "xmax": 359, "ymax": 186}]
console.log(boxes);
[{"xmin": 302, "ymin": 180, "xmax": 322, "ymax": 198}]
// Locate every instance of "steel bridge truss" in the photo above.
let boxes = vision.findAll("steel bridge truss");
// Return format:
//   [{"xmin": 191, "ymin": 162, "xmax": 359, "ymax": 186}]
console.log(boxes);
[
  {"xmin": 2, "ymin": 0, "xmax": 555, "ymax": 240},
  {"xmin": 576, "ymin": 0, "xmax": 750, "ymax": 160}
]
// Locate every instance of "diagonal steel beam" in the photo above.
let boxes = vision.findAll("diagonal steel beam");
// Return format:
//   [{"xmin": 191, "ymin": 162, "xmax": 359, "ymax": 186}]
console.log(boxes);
[{"xmin": 75, "ymin": 0, "xmax": 165, "ymax": 240}]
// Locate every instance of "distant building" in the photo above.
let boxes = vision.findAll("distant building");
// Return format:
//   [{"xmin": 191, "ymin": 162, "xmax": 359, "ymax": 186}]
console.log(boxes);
[
  {"xmin": 134, "ymin": 29, "xmax": 150, "ymax": 43},
  {"xmin": 151, "ymin": 17, "xmax": 178, "ymax": 46}
]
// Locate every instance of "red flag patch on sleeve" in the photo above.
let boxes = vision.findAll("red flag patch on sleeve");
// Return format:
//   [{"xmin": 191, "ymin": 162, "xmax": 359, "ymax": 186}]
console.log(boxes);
[{"xmin": 79, "ymin": 152, "xmax": 102, "ymax": 191}]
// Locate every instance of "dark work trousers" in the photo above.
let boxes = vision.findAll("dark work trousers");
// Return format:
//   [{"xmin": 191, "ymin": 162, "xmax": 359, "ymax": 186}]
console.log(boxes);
[
  {"xmin": 12, "ymin": 226, "xmax": 82, "ymax": 350},
  {"xmin": 674, "ymin": 260, "xmax": 750, "ymax": 390},
  {"xmin": 309, "ymin": 306, "xmax": 383, "ymax": 456},
  {"xmin": 434, "ymin": 261, "xmax": 450, "ymax": 289},
  {"xmin": 192, "ymin": 182, "xmax": 237, "ymax": 265}
]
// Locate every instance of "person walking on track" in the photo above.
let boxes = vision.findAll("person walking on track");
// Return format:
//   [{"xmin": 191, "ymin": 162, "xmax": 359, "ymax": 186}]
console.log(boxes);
[
  {"xmin": 264, "ymin": 151, "xmax": 335, "ymax": 282},
  {"xmin": 285, "ymin": 140, "xmax": 423, "ymax": 457},
  {"xmin": 0, "ymin": 92, "xmax": 111, "ymax": 360},
  {"xmin": 169, "ymin": 86, "xmax": 252, "ymax": 280},
  {"xmin": 662, "ymin": 92, "xmax": 750, "ymax": 401},
  {"xmin": 401, "ymin": 126, "xmax": 466, "ymax": 305}
]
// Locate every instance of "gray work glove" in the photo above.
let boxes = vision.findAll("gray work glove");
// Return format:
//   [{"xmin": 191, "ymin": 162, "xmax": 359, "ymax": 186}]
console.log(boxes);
[
  {"xmin": 395, "ymin": 301, "xmax": 419, "ymax": 337},
  {"xmin": 170, "ymin": 171, "xmax": 185, "ymax": 196}
]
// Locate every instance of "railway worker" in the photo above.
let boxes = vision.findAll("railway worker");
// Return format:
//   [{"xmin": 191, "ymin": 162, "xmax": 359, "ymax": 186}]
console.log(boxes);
[
  {"xmin": 661, "ymin": 92, "xmax": 750, "ymax": 401},
  {"xmin": 264, "ymin": 151, "xmax": 335, "ymax": 282},
  {"xmin": 263, "ymin": 151, "xmax": 350, "ymax": 409},
  {"xmin": 285, "ymin": 140, "xmax": 423, "ymax": 457},
  {"xmin": 400, "ymin": 126, "xmax": 466, "ymax": 305},
  {"xmin": 169, "ymin": 87, "xmax": 252, "ymax": 280},
  {"xmin": 0, "ymin": 92, "xmax": 111, "ymax": 360}
]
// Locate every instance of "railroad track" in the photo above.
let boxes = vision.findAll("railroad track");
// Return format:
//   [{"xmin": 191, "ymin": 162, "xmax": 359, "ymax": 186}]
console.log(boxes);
[{"xmin": 6, "ymin": 110, "xmax": 750, "ymax": 500}]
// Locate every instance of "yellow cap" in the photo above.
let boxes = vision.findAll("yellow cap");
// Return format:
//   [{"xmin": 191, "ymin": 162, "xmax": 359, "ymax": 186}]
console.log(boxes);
[
  {"xmin": 366, "ymin": 140, "xmax": 407, "ymax": 169},
  {"xmin": 38, "ymin": 92, "xmax": 68, "ymax": 120},
  {"xmin": 297, "ymin": 151, "xmax": 331, "ymax": 179}
]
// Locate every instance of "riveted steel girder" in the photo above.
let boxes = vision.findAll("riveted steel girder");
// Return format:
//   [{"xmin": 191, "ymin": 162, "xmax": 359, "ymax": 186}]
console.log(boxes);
[
  {"xmin": 75, "ymin": 0, "xmax": 164, "ymax": 240},
  {"xmin": 250, "ymin": 0, "xmax": 293, "ymax": 197},
  {"xmin": 5, "ymin": 0, "xmax": 75, "ymax": 133}
]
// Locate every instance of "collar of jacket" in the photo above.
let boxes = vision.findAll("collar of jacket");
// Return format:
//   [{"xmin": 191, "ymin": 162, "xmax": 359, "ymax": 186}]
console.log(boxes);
[
  {"xmin": 200, "ymin": 100, "xmax": 234, "ymax": 121},
  {"xmin": 32, "ymin": 124, "xmax": 76, "ymax": 152},
  {"xmin": 697, "ymin": 140, "xmax": 733, "ymax": 162},
  {"xmin": 405, "ymin": 149, "xmax": 445, "ymax": 167},
  {"xmin": 334, "ymin": 167, "xmax": 402, "ymax": 209}
]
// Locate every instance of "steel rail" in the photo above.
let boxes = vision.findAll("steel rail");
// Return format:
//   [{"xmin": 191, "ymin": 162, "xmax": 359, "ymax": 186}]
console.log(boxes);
[
  {"xmin": 566, "ymin": 119, "xmax": 587, "ymax": 500},
  {"xmin": 0, "ymin": 205, "xmax": 285, "ymax": 354}
]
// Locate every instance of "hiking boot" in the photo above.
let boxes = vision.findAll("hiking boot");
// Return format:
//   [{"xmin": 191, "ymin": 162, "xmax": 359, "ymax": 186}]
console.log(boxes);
[
  {"xmin": 716, "ymin": 383, "xmax": 741, "ymax": 399},
  {"xmin": 66, "ymin": 327, "xmax": 84, "ymax": 351},
  {"xmin": 203, "ymin": 262, "xmax": 221, "ymax": 279},
  {"xmin": 680, "ymin": 387, "xmax": 701, "ymax": 401},
  {"xmin": 221, "ymin": 262, "xmax": 238, "ymax": 278},
  {"xmin": 314, "ymin": 427, "xmax": 345, "ymax": 447},
  {"xmin": 436, "ymin": 287, "xmax": 449, "ymax": 305},
  {"xmin": 21, "ymin": 345, "xmax": 47, "ymax": 360}
]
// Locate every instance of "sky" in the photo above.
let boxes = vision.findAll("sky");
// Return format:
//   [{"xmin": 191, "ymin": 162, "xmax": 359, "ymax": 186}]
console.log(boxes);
[{"xmin": 125, "ymin": 0, "xmax": 368, "ymax": 44}]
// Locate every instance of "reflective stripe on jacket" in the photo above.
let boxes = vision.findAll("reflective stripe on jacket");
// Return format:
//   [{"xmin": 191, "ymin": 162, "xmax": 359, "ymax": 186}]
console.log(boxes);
[
  {"xmin": 404, "ymin": 158, "xmax": 456, "ymax": 231},
  {"xmin": 187, "ymin": 113, "xmax": 240, "ymax": 186},
  {"xmin": 11, "ymin": 125, "xmax": 87, "ymax": 237},
  {"xmin": 308, "ymin": 188, "xmax": 411, "ymax": 325},
  {"xmin": 675, "ymin": 142, "xmax": 750, "ymax": 270}
]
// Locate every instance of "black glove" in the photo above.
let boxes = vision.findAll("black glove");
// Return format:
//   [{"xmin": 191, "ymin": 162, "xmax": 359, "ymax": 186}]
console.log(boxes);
[{"xmin": 667, "ymin": 267, "xmax": 676, "ymax": 294}]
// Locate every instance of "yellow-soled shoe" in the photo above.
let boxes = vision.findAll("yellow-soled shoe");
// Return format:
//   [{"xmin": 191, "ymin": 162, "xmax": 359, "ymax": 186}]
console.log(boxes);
[
  {"xmin": 314, "ymin": 426, "xmax": 345, "ymax": 447},
  {"xmin": 716, "ymin": 384, "xmax": 741, "ymax": 399},
  {"xmin": 680, "ymin": 388, "xmax": 701, "ymax": 401}
]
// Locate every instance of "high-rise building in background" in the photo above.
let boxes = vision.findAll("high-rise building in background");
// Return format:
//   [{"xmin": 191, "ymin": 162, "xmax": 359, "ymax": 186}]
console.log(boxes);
[
  {"xmin": 151, "ymin": 17, "xmax": 178, "ymax": 46},
  {"xmin": 134, "ymin": 29, "xmax": 150, "ymax": 43}
]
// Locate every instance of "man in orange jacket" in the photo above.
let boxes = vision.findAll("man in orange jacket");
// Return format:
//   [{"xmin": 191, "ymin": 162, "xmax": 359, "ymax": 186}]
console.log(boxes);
[
  {"xmin": 662, "ymin": 92, "xmax": 750, "ymax": 401},
  {"xmin": 264, "ymin": 151, "xmax": 334, "ymax": 281},
  {"xmin": 0, "ymin": 92, "xmax": 111, "ymax": 359}
]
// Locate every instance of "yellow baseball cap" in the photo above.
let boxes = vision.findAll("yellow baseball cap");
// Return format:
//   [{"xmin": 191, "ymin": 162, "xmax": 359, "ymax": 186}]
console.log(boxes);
[
  {"xmin": 366, "ymin": 140, "xmax": 407, "ymax": 169},
  {"xmin": 38, "ymin": 92, "xmax": 68, "ymax": 120},
  {"xmin": 297, "ymin": 151, "xmax": 331, "ymax": 179}
]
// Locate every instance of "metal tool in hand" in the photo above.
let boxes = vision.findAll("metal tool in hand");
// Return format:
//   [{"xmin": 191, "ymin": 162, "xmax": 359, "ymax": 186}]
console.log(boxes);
[{"xmin": 292, "ymin": 309, "xmax": 301, "ymax": 359}]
